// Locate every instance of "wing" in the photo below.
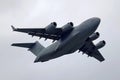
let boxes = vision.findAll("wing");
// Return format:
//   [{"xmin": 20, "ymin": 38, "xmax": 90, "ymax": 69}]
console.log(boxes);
[
  {"xmin": 80, "ymin": 38, "xmax": 105, "ymax": 62},
  {"xmin": 11, "ymin": 25, "xmax": 62, "ymax": 40}
]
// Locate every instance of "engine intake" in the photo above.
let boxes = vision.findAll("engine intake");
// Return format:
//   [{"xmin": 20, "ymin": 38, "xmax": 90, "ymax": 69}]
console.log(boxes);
[
  {"xmin": 89, "ymin": 32, "xmax": 100, "ymax": 41},
  {"xmin": 45, "ymin": 22, "xmax": 57, "ymax": 34},
  {"xmin": 62, "ymin": 22, "xmax": 74, "ymax": 33},
  {"xmin": 96, "ymin": 40, "xmax": 106, "ymax": 49}
]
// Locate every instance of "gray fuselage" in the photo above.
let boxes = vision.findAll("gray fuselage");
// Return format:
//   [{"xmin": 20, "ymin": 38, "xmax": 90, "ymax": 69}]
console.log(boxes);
[{"xmin": 34, "ymin": 17, "xmax": 100, "ymax": 62}]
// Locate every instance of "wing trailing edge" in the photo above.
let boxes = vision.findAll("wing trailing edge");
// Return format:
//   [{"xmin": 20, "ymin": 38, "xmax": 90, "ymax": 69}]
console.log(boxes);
[
  {"xmin": 80, "ymin": 38, "xmax": 105, "ymax": 62},
  {"xmin": 10, "ymin": 25, "xmax": 62, "ymax": 40}
]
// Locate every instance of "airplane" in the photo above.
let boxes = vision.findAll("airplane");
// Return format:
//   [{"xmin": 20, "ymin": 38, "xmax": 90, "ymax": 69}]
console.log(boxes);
[{"xmin": 11, "ymin": 17, "xmax": 106, "ymax": 63}]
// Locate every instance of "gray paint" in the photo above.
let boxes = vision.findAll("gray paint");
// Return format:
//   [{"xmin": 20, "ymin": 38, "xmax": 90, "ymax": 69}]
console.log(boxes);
[
  {"xmin": 12, "ymin": 17, "xmax": 104, "ymax": 62},
  {"xmin": 0, "ymin": 0, "xmax": 120, "ymax": 80}
]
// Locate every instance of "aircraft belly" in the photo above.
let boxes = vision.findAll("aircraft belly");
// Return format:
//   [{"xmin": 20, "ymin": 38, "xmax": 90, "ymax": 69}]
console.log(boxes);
[
  {"xmin": 47, "ymin": 32, "xmax": 86, "ymax": 60},
  {"xmin": 38, "ymin": 31, "xmax": 88, "ymax": 61},
  {"xmin": 35, "ymin": 42, "xmax": 59, "ymax": 62},
  {"xmin": 62, "ymin": 36, "xmax": 84, "ymax": 53},
  {"xmin": 59, "ymin": 32, "xmax": 85, "ymax": 52}
]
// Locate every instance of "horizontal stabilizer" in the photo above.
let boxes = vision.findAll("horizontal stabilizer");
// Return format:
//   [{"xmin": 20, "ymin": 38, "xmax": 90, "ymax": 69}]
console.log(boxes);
[
  {"xmin": 11, "ymin": 41, "xmax": 45, "ymax": 56},
  {"xmin": 11, "ymin": 43, "xmax": 35, "ymax": 48}
]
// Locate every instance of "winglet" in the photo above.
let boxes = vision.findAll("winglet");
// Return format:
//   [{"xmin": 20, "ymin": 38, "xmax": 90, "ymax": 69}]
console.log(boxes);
[{"xmin": 11, "ymin": 25, "xmax": 16, "ymax": 31}]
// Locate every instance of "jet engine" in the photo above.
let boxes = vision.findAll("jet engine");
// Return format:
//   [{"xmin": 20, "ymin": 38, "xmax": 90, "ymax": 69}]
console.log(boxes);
[
  {"xmin": 62, "ymin": 22, "xmax": 74, "ymax": 33},
  {"xmin": 89, "ymin": 32, "xmax": 100, "ymax": 41},
  {"xmin": 96, "ymin": 40, "xmax": 106, "ymax": 49},
  {"xmin": 45, "ymin": 22, "xmax": 57, "ymax": 34}
]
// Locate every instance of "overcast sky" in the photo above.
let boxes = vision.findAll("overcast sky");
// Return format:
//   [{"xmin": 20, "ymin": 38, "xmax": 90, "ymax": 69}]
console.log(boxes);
[{"xmin": 0, "ymin": 0, "xmax": 120, "ymax": 80}]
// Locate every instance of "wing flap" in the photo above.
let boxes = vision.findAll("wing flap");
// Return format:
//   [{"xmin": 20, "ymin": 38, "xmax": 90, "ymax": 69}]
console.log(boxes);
[
  {"xmin": 28, "ymin": 33, "xmax": 60, "ymax": 40},
  {"xmin": 80, "ymin": 38, "xmax": 105, "ymax": 62},
  {"xmin": 90, "ymin": 48, "xmax": 105, "ymax": 62}
]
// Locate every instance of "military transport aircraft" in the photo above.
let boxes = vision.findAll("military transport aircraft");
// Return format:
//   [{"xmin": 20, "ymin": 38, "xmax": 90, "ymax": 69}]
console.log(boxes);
[{"xmin": 11, "ymin": 17, "xmax": 106, "ymax": 63}]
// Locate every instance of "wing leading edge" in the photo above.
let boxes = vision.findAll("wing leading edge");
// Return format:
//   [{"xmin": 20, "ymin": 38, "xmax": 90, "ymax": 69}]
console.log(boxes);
[{"xmin": 11, "ymin": 25, "xmax": 62, "ymax": 40}]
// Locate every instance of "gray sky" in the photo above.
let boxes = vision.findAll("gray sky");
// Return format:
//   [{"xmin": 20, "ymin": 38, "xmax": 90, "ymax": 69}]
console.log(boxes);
[{"xmin": 0, "ymin": 0, "xmax": 120, "ymax": 80}]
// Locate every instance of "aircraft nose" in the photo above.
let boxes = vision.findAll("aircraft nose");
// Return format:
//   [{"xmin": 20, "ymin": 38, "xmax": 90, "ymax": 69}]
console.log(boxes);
[
  {"xmin": 87, "ymin": 17, "xmax": 101, "ymax": 34},
  {"xmin": 92, "ymin": 17, "xmax": 101, "ymax": 27},
  {"xmin": 78, "ymin": 17, "xmax": 101, "ymax": 37}
]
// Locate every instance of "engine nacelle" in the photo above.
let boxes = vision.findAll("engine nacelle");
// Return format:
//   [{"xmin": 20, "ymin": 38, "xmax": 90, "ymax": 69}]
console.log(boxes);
[
  {"xmin": 62, "ymin": 22, "xmax": 74, "ymax": 33},
  {"xmin": 45, "ymin": 22, "xmax": 57, "ymax": 34},
  {"xmin": 89, "ymin": 32, "xmax": 100, "ymax": 41},
  {"xmin": 96, "ymin": 40, "xmax": 106, "ymax": 49}
]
